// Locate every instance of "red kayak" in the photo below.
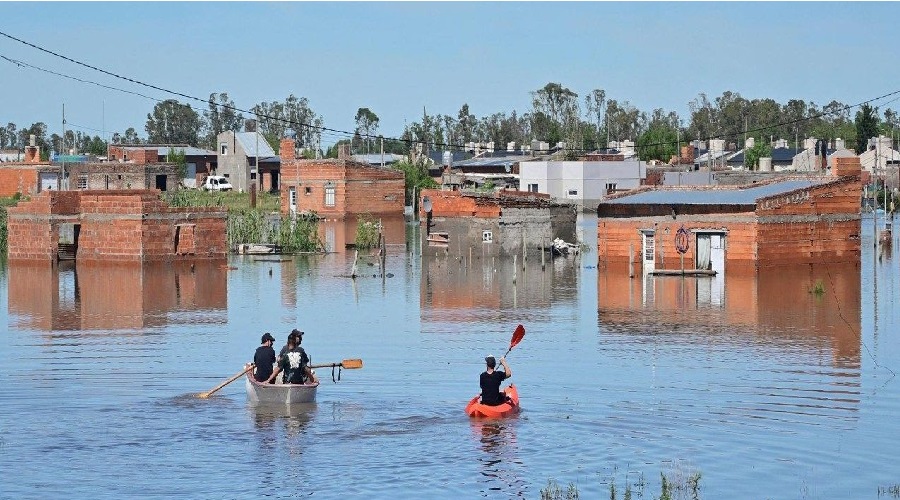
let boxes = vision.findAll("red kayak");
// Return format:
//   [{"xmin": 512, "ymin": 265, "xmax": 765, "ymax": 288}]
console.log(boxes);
[{"xmin": 465, "ymin": 384, "xmax": 520, "ymax": 418}]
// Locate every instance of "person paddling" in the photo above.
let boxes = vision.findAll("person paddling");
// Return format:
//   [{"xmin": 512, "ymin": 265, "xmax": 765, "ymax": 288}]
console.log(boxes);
[
  {"xmin": 253, "ymin": 333, "xmax": 277, "ymax": 383},
  {"xmin": 268, "ymin": 329, "xmax": 318, "ymax": 385},
  {"xmin": 480, "ymin": 355, "xmax": 511, "ymax": 406}
]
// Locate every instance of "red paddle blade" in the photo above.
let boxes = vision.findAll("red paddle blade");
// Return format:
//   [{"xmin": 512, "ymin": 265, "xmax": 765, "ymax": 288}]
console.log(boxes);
[{"xmin": 509, "ymin": 324, "xmax": 525, "ymax": 350}]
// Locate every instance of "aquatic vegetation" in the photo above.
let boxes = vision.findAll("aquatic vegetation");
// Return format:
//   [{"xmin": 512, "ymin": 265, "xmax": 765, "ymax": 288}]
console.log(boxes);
[
  {"xmin": 227, "ymin": 211, "xmax": 322, "ymax": 253},
  {"xmin": 354, "ymin": 214, "xmax": 381, "ymax": 249},
  {"xmin": 878, "ymin": 484, "xmax": 900, "ymax": 498},
  {"xmin": 540, "ymin": 479, "xmax": 579, "ymax": 500},
  {"xmin": 812, "ymin": 279, "xmax": 825, "ymax": 295}
]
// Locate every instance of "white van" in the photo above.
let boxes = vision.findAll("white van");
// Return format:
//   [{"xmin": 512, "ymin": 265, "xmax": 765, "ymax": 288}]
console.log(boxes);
[{"xmin": 201, "ymin": 175, "xmax": 234, "ymax": 192}]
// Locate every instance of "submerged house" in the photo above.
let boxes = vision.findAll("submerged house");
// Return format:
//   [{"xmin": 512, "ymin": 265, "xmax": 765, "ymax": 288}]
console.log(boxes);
[
  {"xmin": 419, "ymin": 189, "xmax": 577, "ymax": 258},
  {"xmin": 596, "ymin": 157, "xmax": 862, "ymax": 274},
  {"xmin": 279, "ymin": 138, "xmax": 405, "ymax": 219}
]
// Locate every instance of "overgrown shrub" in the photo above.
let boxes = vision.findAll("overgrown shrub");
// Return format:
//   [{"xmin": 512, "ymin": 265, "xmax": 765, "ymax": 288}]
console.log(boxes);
[{"xmin": 354, "ymin": 214, "xmax": 380, "ymax": 249}]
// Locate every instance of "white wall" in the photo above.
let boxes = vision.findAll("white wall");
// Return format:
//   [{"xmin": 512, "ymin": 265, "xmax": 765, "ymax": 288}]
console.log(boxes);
[{"xmin": 519, "ymin": 160, "xmax": 645, "ymax": 209}]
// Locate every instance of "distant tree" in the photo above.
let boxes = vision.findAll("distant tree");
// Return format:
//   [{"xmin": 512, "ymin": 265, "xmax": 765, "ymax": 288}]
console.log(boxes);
[
  {"xmin": 145, "ymin": 99, "xmax": 201, "ymax": 145},
  {"xmin": 3, "ymin": 123, "xmax": 17, "ymax": 149},
  {"xmin": 637, "ymin": 112, "xmax": 679, "ymax": 162},
  {"xmin": 202, "ymin": 92, "xmax": 243, "ymax": 149},
  {"xmin": 251, "ymin": 94, "xmax": 323, "ymax": 151},
  {"xmin": 392, "ymin": 158, "xmax": 436, "ymax": 206},
  {"xmin": 17, "ymin": 122, "xmax": 49, "ymax": 154},
  {"xmin": 457, "ymin": 103, "xmax": 475, "ymax": 144},
  {"xmin": 354, "ymin": 107, "xmax": 379, "ymax": 154},
  {"xmin": 744, "ymin": 140, "xmax": 772, "ymax": 171},
  {"xmin": 123, "ymin": 127, "xmax": 141, "ymax": 145},
  {"xmin": 855, "ymin": 103, "xmax": 880, "ymax": 154},
  {"xmin": 87, "ymin": 136, "xmax": 107, "ymax": 156},
  {"xmin": 166, "ymin": 147, "xmax": 188, "ymax": 182}
]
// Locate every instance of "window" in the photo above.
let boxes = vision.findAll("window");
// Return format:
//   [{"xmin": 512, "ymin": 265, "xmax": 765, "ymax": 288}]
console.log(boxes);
[
  {"xmin": 325, "ymin": 185, "xmax": 335, "ymax": 207},
  {"xmin": 605, "ymin": 183, "xmax": 617, "ymax": 194},
  {"xmin": 250, "ymin": 173, "xmax": 256, "ymax": 180},
  {"xmin": 249, "ymin": 157, "xmax": 256, "ymax": 167},
  {"xmin": 77, "ymin": 175, "xmax": 87, "ymax": 190},
  {"xmin": 567, "ymin": 189, "xmax": 578, "ymax": 196},
  {"xmin": 222, "ymin": 174, "xmax": 230, "ymax": 178},
  {"xmin": 305, "ymin": 187, "xmax": 312, "ymax": 195},
  {"xmin": 482, "ymin": 230, "xmax": 493, "ymax": 243},
  {"xmin": 527, "ymin": 183, "xmax": 538, "ymax": 193},
  {"xmin": 220, "ymin": 144, "xmax": 228, "ymax": 155}
]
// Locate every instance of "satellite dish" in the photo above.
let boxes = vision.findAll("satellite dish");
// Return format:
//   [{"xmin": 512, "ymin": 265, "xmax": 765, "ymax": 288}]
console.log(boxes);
[{"xmin": 422, "ymin": 196, "xmax": 432, "ymax": 214}]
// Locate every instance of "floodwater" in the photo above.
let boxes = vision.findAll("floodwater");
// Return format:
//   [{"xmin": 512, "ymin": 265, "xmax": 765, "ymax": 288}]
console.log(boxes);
[{"xmin": 1, "ymin": 215, "xmax": 899, "ymax": 499}]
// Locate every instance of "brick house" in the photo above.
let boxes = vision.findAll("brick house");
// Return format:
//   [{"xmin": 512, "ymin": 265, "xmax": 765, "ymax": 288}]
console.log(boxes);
[
  {"xmin": 596, "ymin": 157, "xmax": 863, "ymax": 274},
  {"xmin": 107, "ymin": 145, "xmax": 217, "ymax": 188},
  {"xmin": 279, "ymin": 138, "xmax": 405, "ymax": 219},
  {"xmin": 0, "ymin": 145, "xmax": 56, "ymax": 197},
  {"xmin": 418, "ymin": 189, "xmax": 577, "ymax": 258},
  {"xmin": 6, "ymin": 190, "xmax": 227, "ymax": 263}
]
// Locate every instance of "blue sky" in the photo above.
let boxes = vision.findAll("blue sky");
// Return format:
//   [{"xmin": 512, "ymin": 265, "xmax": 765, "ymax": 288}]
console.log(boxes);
[{"xmin": 0, "ymin": 2, "xmax": 897, "ymax": 147}]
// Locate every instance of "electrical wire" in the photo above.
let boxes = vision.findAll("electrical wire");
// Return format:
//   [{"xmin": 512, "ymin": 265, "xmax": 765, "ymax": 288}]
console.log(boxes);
[{"xmin": 3, "ymin": 28, "xmax": 900, "ymax": 155}]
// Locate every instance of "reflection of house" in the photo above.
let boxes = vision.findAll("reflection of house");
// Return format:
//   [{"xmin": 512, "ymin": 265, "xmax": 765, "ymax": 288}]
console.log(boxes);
[
  {"xmin": 279, "ymin": 138, "xmax": 405, "ymax": 219},
  {"xmin": 519, "ymin": 159, "xmax": 646, "ymax": 209},
  {"xmin": 107, "ymin": 144, "xmax": 217, "ymax": 188},
  {"xmin": 419, "ymin": 189, "xmax": 577, "ymax": 258},
  {"xmin": 7, "ymin": 190, "xmax": 227, "ymax": 263},
  {"xmin": 318, "ymin": 216, "xmax": 407, "ymax": 253},
  {"xmin": 8, "ymin": 261, "xmax": 227, "ymax": 330},
  {"xmin": 597, "ymin": 263, "xmax": 860, "ymax": 369},
  {"xmin": 216, "ymin": 131, "xmax": 279, "ymax": 193},
  {"xmin": 596, "ymin": 158, "xmax": 862, "ymax": 274}
]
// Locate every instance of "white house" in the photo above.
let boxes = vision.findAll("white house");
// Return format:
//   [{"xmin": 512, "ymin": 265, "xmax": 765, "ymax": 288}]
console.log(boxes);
[
  {"xmin": 519, "ymin": 159, "xmax": 646, "ymax": 210},
  {"xmin": 859, "ymin": 136, "xmax": 900, "ymax": 173}
]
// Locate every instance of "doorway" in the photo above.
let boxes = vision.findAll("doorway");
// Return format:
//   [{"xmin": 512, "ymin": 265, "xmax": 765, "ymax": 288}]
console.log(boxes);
[{"xmin": 641, "ymin": 230, "xmax": 656, "ymax": 274}]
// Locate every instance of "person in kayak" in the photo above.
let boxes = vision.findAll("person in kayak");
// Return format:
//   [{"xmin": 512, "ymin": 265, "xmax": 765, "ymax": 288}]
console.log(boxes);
[
  {"xmin": 253, "ymin": 333, "xmax": 277, "ymax": 383},
  {"xmin": 267, "ymin": 330, "xmax": 318, "ymax": 385},
  {"xmin": 480, "ymin": 355, "xmax": 512, "ymax": 406}
]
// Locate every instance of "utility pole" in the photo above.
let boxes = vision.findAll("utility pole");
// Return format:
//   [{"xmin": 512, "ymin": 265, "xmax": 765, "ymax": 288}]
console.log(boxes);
[
  {"xmin": 380, "ymin": 136, "xmax": 384, "ymax": 167},
  {"xmin": 62, "ymin": 103, "xmax": 66, "ymax": 189}
]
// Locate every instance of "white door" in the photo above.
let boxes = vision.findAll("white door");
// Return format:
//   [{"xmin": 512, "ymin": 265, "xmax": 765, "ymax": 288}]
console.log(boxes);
[
  {"xmin": 642, "ymin": 231, "xmax": 656, "ymax": 274},
  {"xmin": 710, "ymin": 234, "xmax": 725, "ymax": 274},
  {"xmin": 289, "ymin": 187, "xmax": 297, "ymax": 215}
]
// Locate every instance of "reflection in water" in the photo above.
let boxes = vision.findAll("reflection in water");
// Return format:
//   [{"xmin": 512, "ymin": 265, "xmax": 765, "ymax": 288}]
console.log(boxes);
[
  {"xmin": 8, "ymin": 260, "xmax": 227, "ymax": 330},
  {"xmin": 318, "ymin": 216, "xmax": 408, "ymax": 253},
  {"xmin": 598, "ymin": 263, "xmax": 862, "ymax": 421},
  {"xmin": 421, "ymin": 250, "xmax": 579, "ymax": 325},
  {"xmin": 470, "ymin": 419, "xmax": 525, "ymax": 496}
]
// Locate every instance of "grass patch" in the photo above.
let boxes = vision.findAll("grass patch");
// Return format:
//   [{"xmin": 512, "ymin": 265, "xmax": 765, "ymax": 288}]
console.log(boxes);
[
  {"xmin": 811, "ymin": 279, "xmax": 825, "ymax": 296},
  {"xmin": 546, "ymin": 463, "xmax": 702, "ymax": 500},
  {"xmin": 162, "ymin": 189, "xmax": 280, "ymax": 212},
  {"xmin": 226, "ymin": 211, "xmax": 322, "ymax": 253},
  {"xmin": 354, "ymin": 214, "xmax": 381, "ymax": 249}
]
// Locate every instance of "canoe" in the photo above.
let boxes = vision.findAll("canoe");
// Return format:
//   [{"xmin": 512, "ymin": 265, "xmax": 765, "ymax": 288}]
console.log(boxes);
[
  {"xmin": 245, "ymin": 373, "xmax": 319, "ymax": 404},
  {"xmin": 465, "ymin": 384, "xmax": 520, "ymax": 418}
]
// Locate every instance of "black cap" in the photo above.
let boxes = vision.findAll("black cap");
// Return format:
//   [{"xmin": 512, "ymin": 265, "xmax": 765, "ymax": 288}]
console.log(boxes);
[
  {"xmin": 261, "ymin": 332, "xmax": 275, "ymax": 343},
  {"xmin": 291, "ymin": 328, "xmax": 304, "ymax": 337}
]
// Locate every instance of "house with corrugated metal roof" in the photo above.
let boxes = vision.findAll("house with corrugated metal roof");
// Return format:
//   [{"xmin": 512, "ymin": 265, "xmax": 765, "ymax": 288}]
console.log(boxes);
[
  {"xmin": 215, "ymin": 131, "xmax": 279, "ymax": 193},
  {"xmin": 596, "ymin": 157, "xmax": 862, "ymax": 275}
]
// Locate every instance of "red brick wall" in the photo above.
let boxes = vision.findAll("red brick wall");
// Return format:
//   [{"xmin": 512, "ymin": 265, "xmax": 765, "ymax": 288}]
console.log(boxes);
[
  {"xmin": 419, "ymin": 189, "xmax": 502, "ymax": 218},
  {"xmin": 0, "ymin": 165, "xmax": 41, "ymax": 197},
  {"xmin": 7, "ymin": 190, "xmax": 227, "ymax": 263},
  {"xmin": 280, "ymin": 158, "xmax": 404, "ymax": 218}
]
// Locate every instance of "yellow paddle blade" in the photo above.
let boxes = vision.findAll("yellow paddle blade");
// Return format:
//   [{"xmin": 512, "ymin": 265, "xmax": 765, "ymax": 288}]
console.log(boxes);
[{"xmin": 340, "ymin": 359, "xmax": 363, "ymax": 369}]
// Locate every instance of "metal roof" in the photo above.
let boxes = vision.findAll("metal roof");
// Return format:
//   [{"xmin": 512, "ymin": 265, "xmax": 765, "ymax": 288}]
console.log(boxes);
[
  {"xmin": 122, "ymin": 145, "xmax": 215, "ymax": 156},
  {"xmin": 454, "ymin": 155, "xmax": 523, "ymax": 168},
  {"xmin": 602, "ymin": 179, "xmax": 825, "ymax": 206},
  {"xmin": 235, "ymin": 132, "xmax": 276, "ymax": 158},
  {"xmin": 728, "ymin": 147, "xmax": 803, "ymax": 164},
  {"xmin": 351, "ymin": 153, "xmax": 405, "ymax": 165}
]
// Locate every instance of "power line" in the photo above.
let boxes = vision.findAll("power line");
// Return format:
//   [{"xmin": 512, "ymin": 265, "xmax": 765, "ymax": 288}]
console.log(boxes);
[{"xmin": 3, "ymin": 29, "xmax": 900, "ymax": 155}]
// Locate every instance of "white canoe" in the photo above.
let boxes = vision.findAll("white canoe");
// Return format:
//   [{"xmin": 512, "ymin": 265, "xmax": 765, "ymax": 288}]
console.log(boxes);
[{"xmin": 245, "ymin": 373, "xmax": 319, "ymax": 404}]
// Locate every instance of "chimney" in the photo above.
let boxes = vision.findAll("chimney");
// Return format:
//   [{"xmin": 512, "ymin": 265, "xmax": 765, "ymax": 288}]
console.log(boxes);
[
  {"xmin": 24, "ymin": 145, "xmax": 40, "ymax": 163},
  {"xmin": 338, "ymin": 143, "xmax": 351, "ymax": 160},
  {"xmin": 280, "ymin": 138, "xmax": 296, "ymax": 161}
]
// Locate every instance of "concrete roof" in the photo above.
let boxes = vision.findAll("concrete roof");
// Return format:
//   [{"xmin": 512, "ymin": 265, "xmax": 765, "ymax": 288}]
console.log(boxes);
[
  {"xmin": 602, "ymin": 179, "xmax": 825, "ymax": 206},
  {"xmin": 122, "ymin": 145, "xmax": 216, "ymax": 156},
  {"xmin": 235, "ymin": 132, "xmax": 276, "ymax": 158}
]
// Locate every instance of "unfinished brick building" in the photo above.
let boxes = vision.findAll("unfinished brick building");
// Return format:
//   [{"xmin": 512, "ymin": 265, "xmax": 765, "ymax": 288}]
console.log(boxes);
[
  {"xmin": 0, "ymin": 144, "xmax": 55, "ymax": 197},
  {"xmin": 596, "ymin": 157, "xmax": 863, "ymax": 273},
  {"xmin": 419, "ymin": 189, "xmax": 577, "ymax": 258},
  {"xmin": 279, "ymin": 139, "xmax": 405, "ymax": 219},
  {"xmin": 6, "ymin": 190, "xmax": 227, "ymax": 263}
]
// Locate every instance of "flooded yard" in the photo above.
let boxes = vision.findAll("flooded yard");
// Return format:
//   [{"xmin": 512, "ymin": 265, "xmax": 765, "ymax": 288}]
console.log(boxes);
[{"xmin": 1, "ymin": 215, "xmax": 899, "ymax": 499}]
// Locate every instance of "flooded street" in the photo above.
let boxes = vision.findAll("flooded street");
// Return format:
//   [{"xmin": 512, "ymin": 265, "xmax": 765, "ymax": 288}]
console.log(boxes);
[{"xmin": 2, "ymin": 215, "xmax": 900, "ymax": 499}]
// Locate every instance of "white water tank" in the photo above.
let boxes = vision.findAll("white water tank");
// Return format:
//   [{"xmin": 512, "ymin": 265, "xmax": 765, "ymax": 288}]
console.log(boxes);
[
  {"xmin": 759, "ymin": 157, "xmax": 773, "ymax": 172},
  {"xmin": 745, "ymin": 137, "xmax": 755, "ymax": 149}
]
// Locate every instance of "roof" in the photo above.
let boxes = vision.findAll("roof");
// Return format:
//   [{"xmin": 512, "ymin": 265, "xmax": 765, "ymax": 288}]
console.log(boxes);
[
  {"xmin": 427, "ymin": 151, "xmax": 473, "ymax": 164},
  {"xmin": 454, "ymin": 154, "xmax": 524, "ymax": 169},
  {"xmin": 602, "ymin": 179, "xmax": 825, "ymax": 206},
  {"xmin": 351, "ymin": 153, "xmax": 405, "ymax": 165},
  {"xmin": 728, "ymin": 147, "xmax": 803, "ymax": 164},
  {"xmin": 234, "ymin": 132, "xmax": 276, "ymax": 158},
  {"xmin": 258, "ymin": 156, "xmax": 280, "ymax": 165},
  {"xmin": 122, "ymin": 145, "xmax": 216, "ymax": 156}
]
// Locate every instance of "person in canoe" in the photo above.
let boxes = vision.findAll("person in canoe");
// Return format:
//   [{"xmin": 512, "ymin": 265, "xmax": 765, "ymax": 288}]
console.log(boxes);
[
  {"xmin": 253, "ymin": 333, "xmax": 277, "ymax": 383},
  {"xmin": 480, "ymin": 355, "xmax": 512, "ymax": 406},
  {"xmin": 267, "ymin": 329, "xmax": 318, "ymax": 385}
]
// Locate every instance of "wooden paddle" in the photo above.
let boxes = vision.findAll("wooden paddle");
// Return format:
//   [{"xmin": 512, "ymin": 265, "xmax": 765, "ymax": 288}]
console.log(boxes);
[
  {"xmin": 502, "ymin": 325, "xmax": 525, "ymax": 359},
  {"xmin": 198, "ymin": 363, "xmax": 254, "ymax": 399},
  {"xmin": 309, "ymin": 359, "xmax": 363, "ymax": 370}
]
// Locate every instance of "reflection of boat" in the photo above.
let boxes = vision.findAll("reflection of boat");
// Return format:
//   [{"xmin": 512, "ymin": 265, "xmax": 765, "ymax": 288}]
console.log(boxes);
[
  {"xmin": 245, "ymin": 373, "xmax": 319, "ymax": 404},
  {"xmin": 465, "ymin": 385, "xmax": 520, "ymax": 418}
]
